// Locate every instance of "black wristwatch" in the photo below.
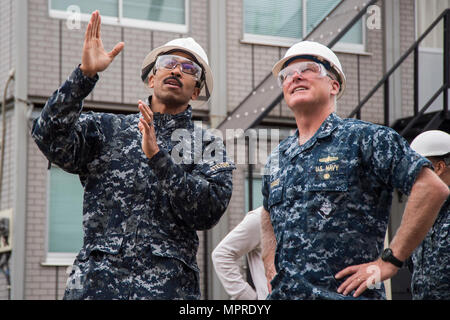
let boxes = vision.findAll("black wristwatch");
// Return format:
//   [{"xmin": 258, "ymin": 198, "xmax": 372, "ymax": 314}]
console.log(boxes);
[{"xmin": 381, "ymin": 248, "xmax": 403, "ymax": 268}]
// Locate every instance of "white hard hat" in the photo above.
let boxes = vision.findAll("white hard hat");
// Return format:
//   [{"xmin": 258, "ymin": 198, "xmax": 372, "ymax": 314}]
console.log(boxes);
[
  {"xmin": 141, "ymin": 37, "xmax": 213, "ymax": 107},
  {"xmin": 272, "ymin": 41, "xmax": 346, "ymax": 99},
  {"xmin": 410, "ymin": 130, "xmax": 450, "ymax": 157}
]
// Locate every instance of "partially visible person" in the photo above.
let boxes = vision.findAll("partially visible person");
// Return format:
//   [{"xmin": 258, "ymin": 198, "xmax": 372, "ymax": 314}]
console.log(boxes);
[
  {"xmin": 408, "ymin": 130, "xmax": 450, "ymax": 300},
  {"xmin": 212, "ymin": 207, "xmax": 269, "ymax": 300}
]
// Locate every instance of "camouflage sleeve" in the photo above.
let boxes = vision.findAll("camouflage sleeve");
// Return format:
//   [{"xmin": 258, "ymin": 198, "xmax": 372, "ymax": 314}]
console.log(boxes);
[
  {"xmin": 148, "ymin": 149, "xmax": 235, "ymax": 231},
  {"xmin": 31, "ymin": 66, "xmax": 104, "ymax": 174},
  {"xmin": 365, "ymin": 126, "xmax": 432, "ymax": 195}
]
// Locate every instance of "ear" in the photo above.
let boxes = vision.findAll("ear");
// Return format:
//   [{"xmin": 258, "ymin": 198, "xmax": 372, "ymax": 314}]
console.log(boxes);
[
  {"xmin": 148, "ymin": 74, "xmax": 155, "ymax": 89},
  {"xmin": 190, "ymin": 87, "xmax": 201, "ymax": 101},
  {"xmin": 434, "ymin": 159, "xmax": 447, "ymax": 176},
  {"xmin": 330, "ymin": 79, "xmax": 340, "ymax": 96}
]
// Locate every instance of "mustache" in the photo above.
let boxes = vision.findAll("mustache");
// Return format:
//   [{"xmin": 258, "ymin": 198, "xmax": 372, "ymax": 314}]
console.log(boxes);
[{"xmin": 163, "ymin": 76, "xmax": 183, "ymax": 87}]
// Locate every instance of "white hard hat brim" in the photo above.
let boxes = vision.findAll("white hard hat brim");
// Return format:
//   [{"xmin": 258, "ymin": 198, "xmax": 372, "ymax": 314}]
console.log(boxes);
[
  {"xmin": 272, "ymin": 52, "xmax": 346, "ymax": 100},
  {"xmin": 410, "ymin": 130, "xmax": 450, "ymax": 157},
  {"xmin": 141, "ymin": 44, "xmax": 213, "ymax": 108}
]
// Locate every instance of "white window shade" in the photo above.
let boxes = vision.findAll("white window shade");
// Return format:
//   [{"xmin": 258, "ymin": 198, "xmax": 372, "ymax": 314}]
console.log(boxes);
[
  {"xmin": 123, "ymin": 0, "xmax": 185, "ymax": 25},
  {"xmin": 306, "ymin": 0, "xmax": 340, "ymax": 34},
  {"xmin": 244, "ymin": 0, "xmax": 303, "ymax": 39},
  {"xmin": 243, "ymin": 0, "xmax": 364, "ymax": 48},
  {"xmin": 50, "ymin": 0, "xmax": 119, "ymax": 17},
  {"xmin": 49, "ymin": 0, "xmax": 188, "ymax": 33},
  {"xmin": 48, "ymin": 167, "xmax": 83, "ymax": 253}
]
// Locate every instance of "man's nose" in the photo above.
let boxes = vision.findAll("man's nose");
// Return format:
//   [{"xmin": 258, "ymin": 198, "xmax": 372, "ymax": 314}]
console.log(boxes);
[
  {"xmin": 292, "ymin": 70, "xmax": 304, "ymax": 80},
  {"xmin": 171, "ymin": 63, "xmax": 183, "ymax": 77}
]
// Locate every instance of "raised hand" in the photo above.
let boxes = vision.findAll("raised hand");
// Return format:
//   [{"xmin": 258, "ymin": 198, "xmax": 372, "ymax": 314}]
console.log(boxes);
[{"xmin": 80, "ymin": 10, "xmax": 124, "ymax": 78}]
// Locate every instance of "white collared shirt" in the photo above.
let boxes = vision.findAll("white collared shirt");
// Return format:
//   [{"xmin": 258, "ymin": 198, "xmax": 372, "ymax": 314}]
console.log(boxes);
[{"xmin": 212, "ymin": 207, "xmax": 269, "ymax": 300}]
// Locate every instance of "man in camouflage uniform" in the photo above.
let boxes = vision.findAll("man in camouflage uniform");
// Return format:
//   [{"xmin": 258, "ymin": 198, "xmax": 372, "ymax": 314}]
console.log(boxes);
[
  {"xmin": 260, "ymin": 41, "xmax": 449, "ymax": 300},
  {"xmin": 408, "ymin": 130, "xmax": 450, "ymax": 300},
  {"xmin": 31, "ymin": 11, "xmax": 234, "ymax": 299}
]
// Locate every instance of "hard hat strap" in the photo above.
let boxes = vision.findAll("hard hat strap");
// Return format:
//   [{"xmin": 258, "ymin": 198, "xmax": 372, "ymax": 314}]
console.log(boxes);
[{"xmin": 283, "ymin": 55, "xmax": 331, "ymax": 71}]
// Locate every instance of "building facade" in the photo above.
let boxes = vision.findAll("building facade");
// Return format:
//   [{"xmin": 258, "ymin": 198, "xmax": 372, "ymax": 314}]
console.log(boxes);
[{"xmin": 0, "ymin": 0, "xmax": 448, "ymax": 300}]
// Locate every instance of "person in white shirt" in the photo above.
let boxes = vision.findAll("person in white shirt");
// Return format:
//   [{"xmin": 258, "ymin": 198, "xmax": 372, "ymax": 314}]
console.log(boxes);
[{"xmin": 212, "ymin": 207, "xmax": 269, "ymax": 300}]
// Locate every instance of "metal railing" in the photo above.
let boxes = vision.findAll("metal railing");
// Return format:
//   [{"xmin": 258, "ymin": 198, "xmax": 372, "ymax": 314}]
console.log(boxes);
[{"xmin": 348, "ymin": 9, "xmax": 450, "ymax": 136}]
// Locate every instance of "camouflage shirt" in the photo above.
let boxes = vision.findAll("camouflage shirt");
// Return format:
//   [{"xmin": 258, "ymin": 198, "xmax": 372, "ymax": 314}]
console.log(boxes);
[
  {"xmin": 31, "ymin": 66, "xmax": 235, "ymax": 300},
  {"xmin": 262, "ymin": 112, "xmax": 430, "ymax": 300},
  {"xmin": 410, "ymin": 191, "xmax": 450, "ymax": 300}
]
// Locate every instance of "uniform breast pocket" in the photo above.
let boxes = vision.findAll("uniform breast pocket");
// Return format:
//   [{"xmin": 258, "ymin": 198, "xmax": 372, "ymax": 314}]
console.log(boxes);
[{"xmin": 304, "ymin": 166, "xmax": 349, "ymax": 232}]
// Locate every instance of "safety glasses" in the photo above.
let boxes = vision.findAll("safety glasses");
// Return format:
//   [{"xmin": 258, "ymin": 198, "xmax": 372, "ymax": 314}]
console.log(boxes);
[
  {"xmin": 155, "ymin": 54, "xmax": 203, "ymax": 80},
  {"xmin": 277, "ymin": 61, "xmax": 330, "ymax": 87}
]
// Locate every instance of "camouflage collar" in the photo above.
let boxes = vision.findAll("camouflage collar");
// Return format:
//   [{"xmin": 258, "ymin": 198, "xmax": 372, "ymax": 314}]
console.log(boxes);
[
  {"xmin": 146, "ymin": 96, "xmax": 193, "ymax": 129},
  {"xmin": 281, "ymin": 112, "xmax": 342, "ymax": 159}
]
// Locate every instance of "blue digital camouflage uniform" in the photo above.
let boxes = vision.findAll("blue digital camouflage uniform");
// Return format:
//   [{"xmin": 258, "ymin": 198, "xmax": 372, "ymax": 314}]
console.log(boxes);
[
  {"xmin": 410, "ymin": 190, "xmax": 450, "ymax": 300},
  {"xmin": 31, "ymin": 66, "xmax": 235, "ymax": 300},
  {"xmin": 262, "ymin": 112, "xmax": 431, "ymax": 300}
]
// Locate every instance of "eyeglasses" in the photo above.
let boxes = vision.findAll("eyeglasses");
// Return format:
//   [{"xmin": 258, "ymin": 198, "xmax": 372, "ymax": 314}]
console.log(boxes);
[
  {"xmin": 277, "ymin": 61, "xmax": 332, "ymax": 87},
  {"xmin": 155, "ymin": 54, "xmax": 203, "ymax": 80}
]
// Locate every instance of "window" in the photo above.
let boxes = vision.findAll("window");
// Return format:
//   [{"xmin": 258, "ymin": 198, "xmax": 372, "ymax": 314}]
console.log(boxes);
[
  {"xmin": 245, "ymin": 177, "xmax": 264, "ymax": 213},
  {"xmin": 45, "ymin": 166, "xmax": 84, "ymax": 265},
  {"xmin": 49, "ymin": 0, "xmax": 188, "ymax": 33},
  {"xmin": 243, "ymin": 0, "xmax": 364, "ymax": 51}
]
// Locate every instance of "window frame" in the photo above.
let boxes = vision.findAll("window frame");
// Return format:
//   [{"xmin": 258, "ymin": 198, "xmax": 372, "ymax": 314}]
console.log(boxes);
[
  {"xmin": 48, "ymin": 0, "xmax": 189, "ymax": 34},
  {"xmin": 241, "ymin": 0, "xmax": 367, "ymax": 54}
]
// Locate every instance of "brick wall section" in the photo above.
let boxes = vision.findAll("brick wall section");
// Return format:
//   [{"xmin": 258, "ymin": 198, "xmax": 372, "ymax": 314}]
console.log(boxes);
[
  {"xmin": 400, "ymin": 0, "xmax": 416, "ymax": 118},
  {"xmin": 0, "ymin": 111, "xmax": 14, "ymax": 211},
  {"xmin": 28, "ymin": 0, "xmax": 61, "ymax": 98},
  {"xmin": 122, "ymin": 27, "xmax": 154, "ymax": 105},
  {"xmin": 25, "ymin": 131, "xmax": 58, "ymax": 299},
  {"xmin": 0, "ymin": 0, "xmax": 15, "ymax": 100},
  {"xmin": 0, "ymin": 0, "xmax": 14, "ymax": 100}
]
